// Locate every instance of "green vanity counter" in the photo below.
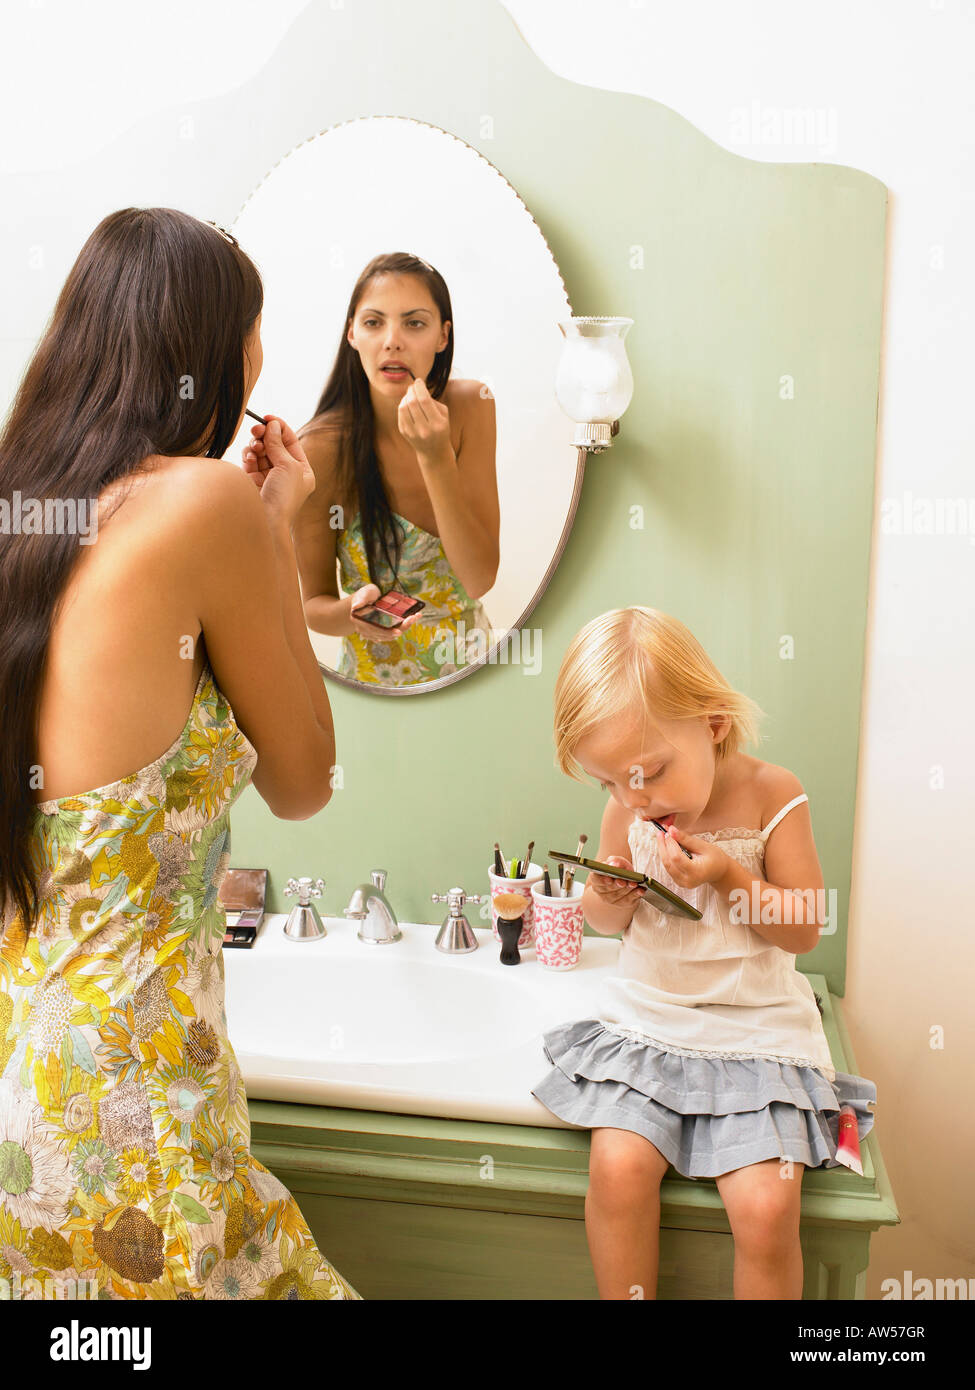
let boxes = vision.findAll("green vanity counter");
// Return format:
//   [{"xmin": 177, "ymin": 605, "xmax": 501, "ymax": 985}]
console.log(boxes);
[{"xmin": 245, "ymin": 973, "xmax": 899, "ymax": 1300}]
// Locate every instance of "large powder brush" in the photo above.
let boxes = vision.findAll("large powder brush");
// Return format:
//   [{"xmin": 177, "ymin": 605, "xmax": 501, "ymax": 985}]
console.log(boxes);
[{"xmin": 494, "ymin": 891, "xmax": 529, "ymax": 965}]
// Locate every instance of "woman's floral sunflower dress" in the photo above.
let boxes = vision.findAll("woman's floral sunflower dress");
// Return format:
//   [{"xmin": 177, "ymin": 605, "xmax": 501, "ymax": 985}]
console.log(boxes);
[
  {"xmin": 0, "ymin": 659, "xmax": 360, "ymax": 1300},
  {"xmin": 336, "ymin": 511, "xmax": 493, "ymax": 686}
]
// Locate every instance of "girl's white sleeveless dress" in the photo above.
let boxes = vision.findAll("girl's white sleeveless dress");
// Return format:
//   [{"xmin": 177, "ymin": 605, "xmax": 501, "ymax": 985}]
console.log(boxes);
[{"xmin": 531, "ymin": 795, "xmax": 877, "ymax": 1179}]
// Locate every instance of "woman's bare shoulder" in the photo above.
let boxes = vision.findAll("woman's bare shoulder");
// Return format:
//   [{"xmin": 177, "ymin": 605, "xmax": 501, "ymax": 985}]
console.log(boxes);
[
  {"xmin": 148, "ymin": 455, "xmax": 251, "ymax": 519},
  {"xmin": 93, "ymin": 455, "xmax": 228, "ymax": 534},
  {"xmin": 297, "ymin": 407, "xmax": 349, "ymax": 444},
  {"xmin": 443, "ymin": 377, "xmax": 491, "ymax": 409},
  {"xmin": 444, "ymin": 380, "xmax": 495, "ymax": 466},
  {"xmin": 296, "ymin": 412, "xmax": 347, "ymax": 481}
]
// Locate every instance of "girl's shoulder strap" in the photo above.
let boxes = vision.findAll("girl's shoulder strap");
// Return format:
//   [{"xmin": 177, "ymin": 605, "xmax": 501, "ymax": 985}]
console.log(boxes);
[{"xmin": 759, "ymin": 792, "xmax": 809, "ymax": 840}]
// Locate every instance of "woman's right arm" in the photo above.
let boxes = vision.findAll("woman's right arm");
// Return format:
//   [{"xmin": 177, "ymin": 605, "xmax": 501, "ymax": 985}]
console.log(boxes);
[
  {"xmin": 188, "ymin": 459, "xmax": 336, "ymax": 821},
  {"xmin": 583, "ymin": 795, "xmax": 647, "ymax": 936}
]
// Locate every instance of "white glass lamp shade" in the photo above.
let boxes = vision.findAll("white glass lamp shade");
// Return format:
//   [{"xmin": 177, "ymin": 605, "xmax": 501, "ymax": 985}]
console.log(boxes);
[{"xmin": 555, "ymin": 316, "xmax": 634, "ymax": 448}]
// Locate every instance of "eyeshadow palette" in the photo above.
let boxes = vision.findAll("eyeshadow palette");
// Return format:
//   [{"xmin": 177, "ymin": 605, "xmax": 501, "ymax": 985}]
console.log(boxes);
[{"xmin": 218, "ymin": 867, "xmax": 268, "ymax": 948}]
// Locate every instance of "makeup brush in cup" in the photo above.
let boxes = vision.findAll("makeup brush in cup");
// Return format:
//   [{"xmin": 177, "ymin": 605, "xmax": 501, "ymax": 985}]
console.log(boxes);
[
  {"xmin": 543, "ymin": 867, "xmax": 553, "ymax": 897},
  {"xmin": 562, "ymin": 834, "xmax": 587, "ymax": 895},
  {"xmin": 517, "ymin": 840, "xmax": 534, "ymax": 879},
  {"xmin": 494, "ymin": 842, "xmax": 506, "ymax": 876}
]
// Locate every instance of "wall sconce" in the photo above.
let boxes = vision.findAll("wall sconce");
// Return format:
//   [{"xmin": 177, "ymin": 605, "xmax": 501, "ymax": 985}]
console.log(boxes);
[{"xmin": 556, "ymin": 316, "xmax": 634, "ymax": 451}]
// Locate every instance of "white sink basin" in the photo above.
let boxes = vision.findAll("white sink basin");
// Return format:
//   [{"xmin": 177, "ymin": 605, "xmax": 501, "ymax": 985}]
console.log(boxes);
[{"xmin": 222, "ymin": 913, "xmax": 622, "ymax": 1127}]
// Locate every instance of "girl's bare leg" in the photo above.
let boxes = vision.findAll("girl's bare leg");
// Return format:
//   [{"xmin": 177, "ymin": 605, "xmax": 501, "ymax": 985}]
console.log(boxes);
[
  {"xmin": 586, "ymin": 1127, "xmax": 671, "ymax": 1300},
  {"xmin": 715, "ymin": 1159, "xmax": 806, "ymax": 1299}
]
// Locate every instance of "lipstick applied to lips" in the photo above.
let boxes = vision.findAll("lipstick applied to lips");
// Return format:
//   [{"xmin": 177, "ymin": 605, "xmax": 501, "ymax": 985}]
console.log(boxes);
[{"xmin": 651, "ymin": 818, "xmax": 694, "ymax": 859}]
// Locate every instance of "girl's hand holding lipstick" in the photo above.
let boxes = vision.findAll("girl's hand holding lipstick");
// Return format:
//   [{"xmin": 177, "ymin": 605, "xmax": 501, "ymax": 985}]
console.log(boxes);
[
  {"xmin": 397, "ymin": 375, "xmax": 452, "ymax": 462},
  {"xmin": 242, "ymin": 415, "xmax": 316, "ymax": 529},
  {"xmin": 656, "ymin": 825, "xmax": 729, "ymax": 889}
]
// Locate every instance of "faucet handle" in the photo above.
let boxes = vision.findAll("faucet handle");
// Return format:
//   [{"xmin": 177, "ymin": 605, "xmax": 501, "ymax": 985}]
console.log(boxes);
[
  {"xmin": 431, "ymin": 887, "xmax": 485, "ymax": 910},
  {"xmin": 284, "ymin": 876, "xmax": 325, "ymax": 903}
]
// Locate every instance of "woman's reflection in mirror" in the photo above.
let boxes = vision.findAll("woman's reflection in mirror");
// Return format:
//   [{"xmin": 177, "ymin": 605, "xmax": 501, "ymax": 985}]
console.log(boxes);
[{"xmin": 291, "ymin": 253, "xmax": 499, "ymax": 687}]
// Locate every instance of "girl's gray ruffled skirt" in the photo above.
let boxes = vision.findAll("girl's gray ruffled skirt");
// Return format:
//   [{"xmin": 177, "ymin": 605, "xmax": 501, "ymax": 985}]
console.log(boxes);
[{"xmin": 531, "ymin": 1018, "xmax": 877, "ymax": 1181}]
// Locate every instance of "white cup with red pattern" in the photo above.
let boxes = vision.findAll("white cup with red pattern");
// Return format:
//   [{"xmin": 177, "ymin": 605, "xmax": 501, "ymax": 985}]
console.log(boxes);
[
  {"xmin": 488, "ymin": 862, "xmax": 544, "ymax": 948},
  {"xmin": 531, "ymin": 880, "xmax": 586, "ymax": 969}
]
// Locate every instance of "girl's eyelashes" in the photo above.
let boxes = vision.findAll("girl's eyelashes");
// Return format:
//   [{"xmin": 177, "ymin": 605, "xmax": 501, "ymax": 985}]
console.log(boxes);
[
  {"xmin": 608, "ymin": 770, "xmax": 665, "ymax": 787},
  {"xmin": 598, "ymin": 769, "xmax": 665, "ymax": 790}
]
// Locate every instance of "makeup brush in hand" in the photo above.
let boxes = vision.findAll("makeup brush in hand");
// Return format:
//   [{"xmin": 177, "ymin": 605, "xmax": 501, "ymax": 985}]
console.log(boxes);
[{"xmin": 651, "ymin": 819, "xmax": 694, "ymax": 859}]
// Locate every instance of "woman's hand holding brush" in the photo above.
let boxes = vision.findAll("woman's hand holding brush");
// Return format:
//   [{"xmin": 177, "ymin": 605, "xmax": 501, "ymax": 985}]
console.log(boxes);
[
  {"xmin": 397, "ymin": 376, "xmax": 451, "ymax": 463},
  {"xmin": 242, "ymin": 415, "xmax": 316, "ymax": 530}
]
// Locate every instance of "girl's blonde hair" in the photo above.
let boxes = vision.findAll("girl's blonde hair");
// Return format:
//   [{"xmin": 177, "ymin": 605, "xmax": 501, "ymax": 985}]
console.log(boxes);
[{"xmin": 553, "ymin": 607, "xmax": 764, "ymax": 783}]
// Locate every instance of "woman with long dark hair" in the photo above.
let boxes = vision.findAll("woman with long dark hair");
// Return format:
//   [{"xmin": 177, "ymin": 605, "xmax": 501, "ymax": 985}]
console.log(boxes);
[
  {"xmin": 0, "ymin": 207, "xmax": 359, "ymax": 1299},
  {"xmin": 283, "ymin": 252, "xmax": 500, "ymax": 686}
]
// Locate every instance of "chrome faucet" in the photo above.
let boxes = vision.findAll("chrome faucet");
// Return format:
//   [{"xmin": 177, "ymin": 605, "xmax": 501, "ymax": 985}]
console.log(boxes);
[
  {"xmin": 283, "ymin": 877, "xmax": 327, "ymax": 942},
  {"xmin": 430, "ymin": 886, "xmax": 484, "ymax": 953},
  {"xmin": 344, "ymin": 869, "xmax": 402, "ymax": 944}
]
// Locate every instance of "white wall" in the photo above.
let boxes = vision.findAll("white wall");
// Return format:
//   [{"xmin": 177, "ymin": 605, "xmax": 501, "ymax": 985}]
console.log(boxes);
[{"xmin": 3, "ymin": 0, "xmax": 971, "ymax": 1296}]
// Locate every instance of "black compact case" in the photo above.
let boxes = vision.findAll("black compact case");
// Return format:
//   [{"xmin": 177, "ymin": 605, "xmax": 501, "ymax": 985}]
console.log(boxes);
[{"xmin": 547, "ymin": 850, "xmax": 703, "ymax": 920}]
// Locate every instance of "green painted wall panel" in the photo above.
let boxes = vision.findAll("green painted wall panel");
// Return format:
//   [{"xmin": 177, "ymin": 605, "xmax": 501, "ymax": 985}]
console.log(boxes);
[{"xmin": 209, "ymin": 0, "xmax": 886, "ymax": 995}]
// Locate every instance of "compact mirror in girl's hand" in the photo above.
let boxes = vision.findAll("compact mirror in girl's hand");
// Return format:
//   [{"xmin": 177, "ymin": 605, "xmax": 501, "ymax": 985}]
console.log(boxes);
[
  {"xmin": 640, "ymin": 879, "xmax": 703, "ymax": 920},
  {"xmin": 547, "ymin": 850, "xmax": 703, "ymax": 920}
]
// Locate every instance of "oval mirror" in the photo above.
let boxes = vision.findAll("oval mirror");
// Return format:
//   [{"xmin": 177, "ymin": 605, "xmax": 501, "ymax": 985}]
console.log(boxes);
[{"xmin": 230, "ymin": 116, "xmax": 581, "ymax": 695}]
